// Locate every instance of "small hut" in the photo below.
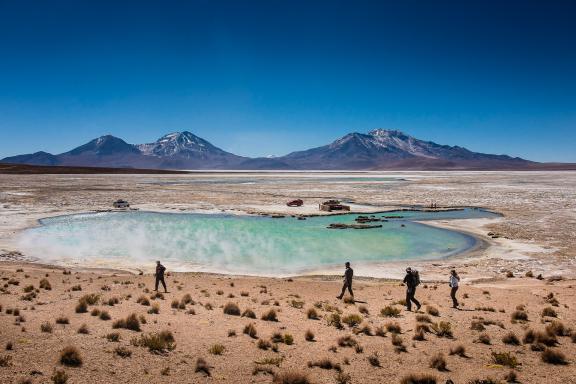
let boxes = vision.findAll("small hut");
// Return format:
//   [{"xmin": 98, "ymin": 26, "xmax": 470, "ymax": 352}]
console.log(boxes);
[{"xmin": 319, "ymin": 200, "xmax": 350, "ymax": 212}]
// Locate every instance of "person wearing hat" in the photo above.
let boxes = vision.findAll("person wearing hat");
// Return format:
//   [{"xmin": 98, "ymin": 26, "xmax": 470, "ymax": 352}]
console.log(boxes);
[{"xmin": 336, "ymin": 262, "xmax": 354, "ymax": 300}]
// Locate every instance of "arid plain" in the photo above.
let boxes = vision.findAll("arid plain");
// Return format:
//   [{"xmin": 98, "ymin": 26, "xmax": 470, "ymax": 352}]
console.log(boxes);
[{"xmin": 0, "ymin": 171, "xmax": 575, "ymax": 383}]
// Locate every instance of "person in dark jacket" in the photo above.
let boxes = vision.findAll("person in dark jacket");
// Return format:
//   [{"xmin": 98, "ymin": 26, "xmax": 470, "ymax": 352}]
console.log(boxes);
[
  {"xmin": 336, "ymin": 262, "xmax": 354, "ymax": 300},
  {"xmin": 154, "ymin": 261, "xmax": 168, "ymax": 293},
  {"xmin": 403, "ymin": 267, "xmax": 421, "ymax": 311}
]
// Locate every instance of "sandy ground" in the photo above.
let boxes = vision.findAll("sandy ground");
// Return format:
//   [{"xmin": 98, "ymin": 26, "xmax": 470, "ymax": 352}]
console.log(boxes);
[
  {"xmin": 0, "ymin": 262, "xmax": 575, "ymax": 384},
  {"xmin": 0, "ymin": 171, "xmax": 575, "ymax": 383}
]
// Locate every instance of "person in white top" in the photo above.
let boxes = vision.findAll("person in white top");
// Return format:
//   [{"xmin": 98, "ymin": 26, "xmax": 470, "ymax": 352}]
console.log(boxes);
[{"xmin": 449, "ymin": 270, "xmax": 460, "ymax": 308}]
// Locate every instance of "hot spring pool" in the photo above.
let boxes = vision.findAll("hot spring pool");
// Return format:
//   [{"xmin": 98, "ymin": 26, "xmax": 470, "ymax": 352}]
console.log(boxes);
[{"xmin": 18, "ymin": 208, "xmax": 498, "ymax": 276}]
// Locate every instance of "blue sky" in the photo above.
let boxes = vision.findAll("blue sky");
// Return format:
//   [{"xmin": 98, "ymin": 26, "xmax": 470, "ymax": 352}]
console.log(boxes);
[{"xmin": 0, "ymin": 0, "xmax": 575, "ymax": 161}]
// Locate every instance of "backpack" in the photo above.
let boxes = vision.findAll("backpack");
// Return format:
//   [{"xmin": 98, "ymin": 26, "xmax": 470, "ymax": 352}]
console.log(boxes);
[{"xmin": 412, "ymin": 270, "xmax": 421, "ymax": 286}]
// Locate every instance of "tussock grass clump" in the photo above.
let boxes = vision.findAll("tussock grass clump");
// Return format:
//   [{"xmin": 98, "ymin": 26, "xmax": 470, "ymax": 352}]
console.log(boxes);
[
  {"xmin": 491, "ymin": 352, "xmax": 518, "ymax": 368},
  {"xmin": 147, "ymin": 303, "xmax": 160, "ymax": 314},
  {"xmin": 426, "ymin": 306, "xmax": 440, "ymax": 317},
  {"xmin": 209, "ymin": 343, "xmax": 225, "ymax": 355},
  {"xmin": 150, "ymin": 292, "xmax": 164, "ymax": 300},
  {"xmin": 71, "ymin": 285, "xmax": 82, "ymax": 291},
  {"xmin": 431, "ymin": 321, "xmax": 452, "ymax": 338},
  {"xmin": 375, "ymin": 326, "xmax": 386, "ymax": 337},
  {"xmin": 413, "ymin": 329, "xmax": 426, "ymax": 341},
  {"xmin": 80, "ymin": 293, "xmax": 99, "ymax": 305},
  {"xmin": 381, "ymin": 306, "xmax": 401, "ymax": 317},
  {"xmin": 195, "ymin": 357, "xmax": 211, "ymax": 376},
  {"xmin": 367, "ymin": 353, "xmax": 381, "ymax": 367},
  {"xmin": 55, "ymin": 317, "xmax": 69, "ymax": 325},
  {"xmin": 504, "ymin": 370, "xmax": 518, "ymax": 383},
  {"xmin": 223, "ymin": 302, "xmax": 241, "ymax": 316},
  {"xmin": 99, "ymin": 311, "xmax": 111, "ymax": 320},
  {"xmin": 511, "ymin": 310, "xmax": 528, "ymax": 322},
  {"xmin": 523, "ymin": 329, "xmax": 558, "ymax": 346},
  {"xmin": 429, "ymin": 353, "xmax": 447, "ymax": 371},
  {"xmin": 449, "ymin": 344, "xmax": 467, "ymax": 357},
  {"xmin": 39, "ymin": 278, "xmax": 52, "ymax": 290},
  {"xmin": 112, "ymin": 313, "xmax": 141, "ymax": 331},
  {"xmin": 242, "ymin": 308, "xmax": 256, "ymax": 318},
  {"xmin": 137, "ymin": 295, "xmax": 150, "ymax": 306},
  {"xmin": 327, "ymin": 313, "xmax": 343, "ymax": 329},
  {"xmin": 41, "ymin": 322, "xmax": 53, "ymax": 333},
  {"xmin": 171, "ymin": 299, "xmax": 179, "ymax": 309},
  {"xmin": 386, "ymin": 322, "xmax": 402, "ymax": 334},
  {"xmin": 391, "ymin": 334, "xmax": 406, "ymax": 353},
  {"xmin": 181, "ymin": 293, "xmax": 194, "ymax": 305},
  {"xmin": 416, "ymin": 314, "xmax": 432, "ymax": 323},
  {"xmin": 415, "ymin": 323, "xmax": 431, "ymax": 334},
  {"xmin": 257, "ymin": 339, "xmax": 272, "ymax": 350},
  {"xmin": 75, "ymin": 300, "xmax": 88, "ymax": 313},
  {"xmin": 284, "ymin": 333, "xmax": 294, "ymax": 345},
  {"xmin": 77, "ymin": 324, "xmax": 89, "ymax": 334},
  {"xmin": 343, "ymin": 296, "xmax": 355, "ymax": 304},
  {"xmin": 541, "ymin": 307, "xmax": 557, "ymax": 318},
  {"xmin": 308, "ymin": 358, "xmax": 342, "ymax": 371},
  {"xmin": 337, "ymin": 335, "xmax": 358, "ymax": 348},
  {"xmin": 342, "ymin": 314, "xmax": 362, "ymax": 327},
  {"xmin": 358, "ymin": 305, "xmax": 369, "ymax": 315},
  {"xmin": 59, "ymin": 346, "xmax": 82, "ymax": 367},
  {"xmin": 305, "ymin": 330, "xmax": 315, "ymax": 341},
  {"xmin": 253, "ymin": 366, "xmax": 274, "ymax": 376},
  {"xmin": 502, "ymin": 332, "xmax": 520, "ymax": 345},
  {"xmin": 0, "ymin": 355, "xmax": 12, "ymax": 367},
  {"xmin": 290, "ymin": 300, "xmax": 304, "ymax": 309},
  {"xmin": 477, "ymin": 333, "xmax": 491, "ymax": 344},
  {"xmin": 307, "ymin": 308, "xmax": 319, "ymax": 319},
  {"xmin": 106, "ymin": 332, "xmax": 120, "ymax": 342},
  {"xmin": 541, "ymin": 348, "xmax": 568, "ymax": 365},
  {"xmin": 51, "ymin": 369, "xmax": 68, "ymax": 384},
  {"xmin": 261, "ymin": 309, "xmax": 278, "ymax": 321},
  {"xmin": 355, "ymin": 324, "xmax": 373, "ymax": 336},
  {"xmin": 90, "ymin": 308, "xmax": 100, "ymax": 317},
  {"xmin": 243, "ymin": 323, "xmax": 258, "ymax": 338},
  {"xmin": 272, "ymin": 371, "xmax": 310, "ymax": 384},
  {"xmin": 114, "ymin": 346, "xmax": 132, "ymax": 358},
  {"xmin": 400, "ymin": 373, "xmax": 437, "ymax": 384},
  {"xmin": 468, "ymin": 379, "xmax": 498, "ymax": 384},
  {"xmin": 132, "ymin": 330, "xmax": 175, "ymax": 354},
  {"xmin": 546, "ymin": 321, "xmax": 571, "ymax": 337},
  {"xmin": 240, "ymin": 291, "xmax": 249, "ymax": 297}
]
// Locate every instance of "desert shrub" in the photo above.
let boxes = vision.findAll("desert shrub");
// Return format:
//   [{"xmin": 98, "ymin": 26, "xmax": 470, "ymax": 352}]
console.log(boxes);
[
  {"xmin": 240, "ymin": 291, "xmax": 249, "ymax": 297},
  {"xmin": 59, "ymin": 346, "xmax": 82, "ymax": 367},
  {"xmin": 261, "ymin": 309, "xmax": 278, "ymax": 321},
  {"xmin": 284, "ymin": 334, "xmax": 294, "ymax": 345},
  {"xmin": 429, "ymin": 353, "xmax": 447, "ymax": 371},
  {"xmin": 272, "ymin": 371, "xmax": 310, "ymax": 384},
  {"xmin": 137, "ymin": 296, "xmax": 150, "ymax": 306},
  {"xmin": 511, "ymin": 310, "xmax": 528, "ymax": 322},
  {"xmin": 386, "ymin": 322, "xmax": 402, "ymax": 334},
  {"xmin": 5, "ymin": 342, "xmax": 12, "ymax": 351},
  {"xmin": 243, "ymin": 323, "xmax": 257, "ymax": 338},
  {"xmin": 432, "ymin": 321, "xmax": 453, "ymax": 338},
  {"xmin": 90, "ymin": 308, "xmax": 100, "ymax": 316},
  {"xmin": 337, "ymin": 335, "xmax": 357, "ymax": 348},
  {"xmin": 335, "ymin": 371, "xmax": 352, "ymax": 384},
  {"xmin": 55, "ymin": 316, "xmax": 69, "ymax": 325},
  {"xmin": 75, "ymin": 300, "xmax": 88, "ymax": 314},
  {"xmin": 171, "ymin": 299, "xmax": 179, "ymax": 309},
  {"xmin": 195, "ymin": 357, "xmax": 211, "ymax": 376},
  {"xmin": 257, "ymin": 339, "xmax": 272, "ymax": 350},
  {"xmin": 307, "ymin": 308, "xmax": 319, "ymax": 319},
  {"xmin": 391, "ymin": 334, "xmax": 406, "ymax": 352},
  {"xmin": 400, "ymin": 374, "xmax": 437, "ymax": 384},
  {"xmin": 477, "ymin": 333, "xmax": 491, "ymax": 345},
  {"xmin": 147, "ymin": 303, "xmax": 160, "ymax": 314},
  {"xmin": 342, "ymin": 314, "xmax": 362, "ymax": 327},
  {"xmin": 491, "ymin": 352, "xmax": 518, "ymax": 368},
  {"xmin": 77, "ymin": 324, "xmax": 89, "ymax": 334},
  {"xmin": 358, "ymin": 305, "xmax": 369, "ymax": 315},
  {"xmin": 502, "ymin": 332, "xmax": 520, "ymax": 345},
  {"xmin": 106, "ymin": 332, "xmax": 120, "ymax": 342},
  {"xmin": 112, "ymin": 313, "xmax": 140, "ymax": 331},
  {"xmin": 132, "ymin": 330, "xmax": 175, "ymax": 353},
  {"xmin": 114, "ymin": 346, "xmax": 132, "ymax": 358},
  {"xmin": 71, "ymin": 285, "xmax": 82, "ymax": 291},
  {"xmin": 355, "ymin": 324, "xmax": 373, "ymax": 336},
  {"xmin": 375, "ymin": 326, "xmax": 386, "ymax": 337},
  {"xmin": 413, "ymin": 329, "xmax": 426, "ymax": 341},
  {"xmin": 241, "ymin": 308, "xmax": 256, "ymax": 318},
  {"xmin": 290, "ymin": 300, "xmax": 304, "ymax": 309},
  {"xmin": 51, "ymin": 370, "xmax": 68, "ymax": 384},
  {"xmin": 449, "ymin": 344, "xmax": 467, "ymax": 357},
  {"xmin": 150, "ymin": 292, "xmax": 164, "ymax": 300},
  {"xmin": 305, "ymin": 330, "xmax": 315, "ymax": 341},
  {"xmin": 99, "ymin": 311, "xmax": 111, "ymax": 320},
  {"xmin": 80, "ymin": 293, "xmax": 99, "ymax": 305},
  {"xmin": 308, "ymin": 358, "xmax": 342, "ymax": 371},
  {"xmin": 541, "ymin": 348, "xmax": 568, "ymax": 365},
  {"xmin": 523, "ymin": 329, "xmax": 558, "ymax": 346},
  {"xmin": 0, "ymin": 355, "xmax": 11, "ymax": 367},
  {"xmin": 381, "ymin": 306, "xmax": 401, "ymax": 317},
  {"xmin": 39, "ymin": 278, "xmax": 52, "ymax": 290},
  {"xmin": 541, "ymin": 307, "xmax": 557, "ymax": 318},
  {"xmin": 209, "ymin": 343, "xmax": 225, "ymax": 355},
  {"xmin": 23, "ymin": 285, "xmax": 34, "ymax": 293},
  {"xmin": 470, "ymin": 321, "xmax": 486, "ymax": 331},
  {"xmin": 426, "ymin": 306, "xmax": 439, "ymax": 316},
  {"xmin": 223, "ymin": 302, "xmax": 241, "ymax": 316},
  {"xmin": 416, "ymin": 314, "xmax": 432, "ymax": 323},
  {"xmin": 41, "ymin": 322, "xmax": 53, "ymax": 333},
  {"xmin": 415, "ymin": 323, "xmax": 431, "ymax": 334},
  {"xmin": 504, "ymin": 370, "xmax": 518, "ymax": 383}
]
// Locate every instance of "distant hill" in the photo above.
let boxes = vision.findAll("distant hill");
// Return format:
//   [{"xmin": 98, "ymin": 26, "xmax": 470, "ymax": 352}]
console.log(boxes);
[{"xmin": 3, "ymin": 129, "xmax": 574, "ymax": 170}]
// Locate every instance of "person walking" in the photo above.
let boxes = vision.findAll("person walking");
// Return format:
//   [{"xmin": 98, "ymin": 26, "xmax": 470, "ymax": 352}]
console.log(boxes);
[
  {"xmin": 449, "ymin": 269, "xmax": 460, "ymax": 308},
  {"xmin": 154, "ymin": 260, "xmax": 168, "ymax": 293},
  {"xmin": 336, "ymin": 262, "xmax": 354, "ymax": 300},
  {"xmin": 403, "ymin": 267, "xmax": 421, "ymax": 311}
]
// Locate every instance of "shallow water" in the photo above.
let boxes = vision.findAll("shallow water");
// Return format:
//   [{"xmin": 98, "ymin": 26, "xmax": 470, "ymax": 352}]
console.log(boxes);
[{"xmin": 18, "ymin": 208, "xmax": 498, "ymax": 276}]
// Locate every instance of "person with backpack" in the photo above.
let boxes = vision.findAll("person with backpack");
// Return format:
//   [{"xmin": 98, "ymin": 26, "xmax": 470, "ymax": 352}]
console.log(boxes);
[
  {"xmin": 154, "ymin": 260, "xmax": 168, "ymax": 293},
  {"xmin": 403, "ymin": 267, "xmax": 421, "ymax": 311},
  {"xmin": 449, "ymin": 269, "xmax": 460, "ymax": 308}
]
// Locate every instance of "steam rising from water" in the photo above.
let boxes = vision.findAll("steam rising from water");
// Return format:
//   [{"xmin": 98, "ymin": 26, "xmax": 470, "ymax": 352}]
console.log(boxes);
[{"xmin": 18, "ymin": 210, "xmax": 495, "ymax": 276}]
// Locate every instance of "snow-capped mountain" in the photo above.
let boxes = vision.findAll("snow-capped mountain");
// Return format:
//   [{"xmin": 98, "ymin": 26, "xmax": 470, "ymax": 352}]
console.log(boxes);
[{"xmin": 2, "ymin": 129, "xmax": 537, "ymax": 170}]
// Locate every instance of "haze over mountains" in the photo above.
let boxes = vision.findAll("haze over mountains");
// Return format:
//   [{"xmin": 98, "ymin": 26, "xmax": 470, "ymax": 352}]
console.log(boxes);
[{"xmin": 0, "ymin": 129, "xmax": 554, "ymax": 170}]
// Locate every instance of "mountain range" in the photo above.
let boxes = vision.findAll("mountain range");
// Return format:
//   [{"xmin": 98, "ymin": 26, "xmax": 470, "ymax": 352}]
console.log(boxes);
[{"xmin": 0, "ymin": 129, "xmax": 563, "ymax": 170}]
